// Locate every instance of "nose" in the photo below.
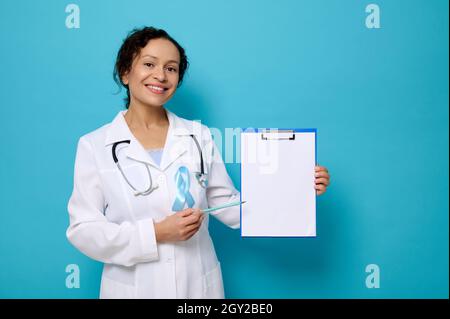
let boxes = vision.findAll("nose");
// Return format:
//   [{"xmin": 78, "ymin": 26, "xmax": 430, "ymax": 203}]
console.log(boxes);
[{"xmin": 152, "ymin": 66, "xmax": 167, "ymax": 82}]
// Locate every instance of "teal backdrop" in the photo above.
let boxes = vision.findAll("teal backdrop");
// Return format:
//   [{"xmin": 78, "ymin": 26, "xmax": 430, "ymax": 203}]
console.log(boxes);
[{"xmin": 0, "ymin": 0, "xmax": 448, "ymax": 298}]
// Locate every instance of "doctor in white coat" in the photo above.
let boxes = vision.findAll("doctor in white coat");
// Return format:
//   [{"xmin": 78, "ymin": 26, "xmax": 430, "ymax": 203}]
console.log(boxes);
[{"xmin": 66, "ymin": 27, "xmax": 330, "ymax": 299}]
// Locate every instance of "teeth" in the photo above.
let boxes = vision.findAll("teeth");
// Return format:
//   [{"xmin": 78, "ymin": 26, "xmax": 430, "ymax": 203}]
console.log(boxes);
[{"xmin": 147, "ymin": 85, "xmax": 164, "ymax": 92}]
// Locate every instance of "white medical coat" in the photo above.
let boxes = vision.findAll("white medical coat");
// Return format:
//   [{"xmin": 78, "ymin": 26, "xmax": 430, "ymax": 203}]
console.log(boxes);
[{"xmin": 66, "ymin": 109, "xmax": 241, "ymax": 298}]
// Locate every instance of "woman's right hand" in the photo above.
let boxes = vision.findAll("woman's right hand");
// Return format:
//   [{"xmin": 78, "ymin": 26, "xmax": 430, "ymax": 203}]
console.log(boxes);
[{"xmin": 154, "ymin": 208, "xmax": 205, "ymax": 243}]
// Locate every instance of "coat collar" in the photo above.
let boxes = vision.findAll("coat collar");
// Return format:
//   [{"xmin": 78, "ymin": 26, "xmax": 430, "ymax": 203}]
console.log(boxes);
[{"xmin": 104, "ymin": 108, "xmax": 202, "ymax": 171}]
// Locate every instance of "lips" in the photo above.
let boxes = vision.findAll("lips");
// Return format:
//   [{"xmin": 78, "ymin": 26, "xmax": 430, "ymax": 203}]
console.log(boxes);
[{"xmin": 145, "ymin": 84, "xmax": 168, "ymax": 95}]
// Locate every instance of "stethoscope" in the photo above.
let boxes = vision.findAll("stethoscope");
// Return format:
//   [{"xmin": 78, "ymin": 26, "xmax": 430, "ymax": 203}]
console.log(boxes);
[{"xmin": 112, "ymin": 134, "xmax": 207, "ymax": 196}]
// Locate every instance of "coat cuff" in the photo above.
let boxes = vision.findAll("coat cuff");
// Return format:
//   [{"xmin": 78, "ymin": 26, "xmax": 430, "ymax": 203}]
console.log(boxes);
[
  {"xmin": 210, "ymin": 194, "xmax": 241, "ymax": 229},
  {"xmin": 137, "ymin": 218, "xmax": 159, "ymax": 261}
]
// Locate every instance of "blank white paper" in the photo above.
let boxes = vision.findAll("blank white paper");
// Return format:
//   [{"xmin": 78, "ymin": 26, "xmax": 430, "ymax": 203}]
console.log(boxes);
[{"xmin": 240, "ymin": 130, "xmax": 316, "ymax": 237}]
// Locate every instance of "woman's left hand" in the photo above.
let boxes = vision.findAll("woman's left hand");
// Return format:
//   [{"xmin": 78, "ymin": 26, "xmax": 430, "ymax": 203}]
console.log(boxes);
[{"xmin": 315, "ymin": 165, "xmax": 330, "ymax": 195}]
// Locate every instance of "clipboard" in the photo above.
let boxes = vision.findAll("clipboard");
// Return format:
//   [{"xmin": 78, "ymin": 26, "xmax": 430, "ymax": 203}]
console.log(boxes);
[{"xmin": 240, "ymin": 128, "xmax": 317, "ymax": 237}]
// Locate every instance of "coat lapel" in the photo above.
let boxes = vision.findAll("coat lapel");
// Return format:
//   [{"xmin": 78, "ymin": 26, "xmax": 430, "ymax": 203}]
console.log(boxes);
[
  {"xmin": 104, "ymin": 110, "xmax": 158, "ymax": 168},
  {"xmin": 159, "ymin": 110, "xmax": 191, "ymax": 172},
  {"xmin": 104, "ymin": 108, "xmax": 201, "ymax": 172}
]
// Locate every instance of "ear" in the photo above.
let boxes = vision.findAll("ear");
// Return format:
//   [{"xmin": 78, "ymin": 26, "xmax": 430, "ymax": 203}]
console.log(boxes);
[{"xmin": 121, "ymin": 71, "xmax": 129, "ymax": 86}]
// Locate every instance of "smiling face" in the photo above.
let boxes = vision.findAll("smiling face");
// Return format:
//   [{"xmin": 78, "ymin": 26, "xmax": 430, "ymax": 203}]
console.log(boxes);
[{"xmin": 121, "ymin": 38, "xmax": 181, "ymax": 108}]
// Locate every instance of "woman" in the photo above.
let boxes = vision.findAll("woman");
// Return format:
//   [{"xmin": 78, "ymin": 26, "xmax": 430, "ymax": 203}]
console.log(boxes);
[{"xmin": 66, "ymin": 26, "xmax": 330, "ymax": 299}]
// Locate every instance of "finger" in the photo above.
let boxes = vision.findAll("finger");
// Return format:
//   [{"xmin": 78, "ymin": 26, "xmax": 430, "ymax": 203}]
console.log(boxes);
[
  {"xmin": 178, "ymin": 208, "xmax": 194, "ymax": 217},
  {"xmin": 315, "ymin": 166, "xmax": 328, "ymax": 173},
  {"xmin": 183, "ymin": 213, "xmax": 202, "ymax": 226},
  {"xmin": 191, "ymin": 210, "xmax": 203, "ymax": 219},
  {"xmin": 194, "ymin": 214, "xmax": 205, "ymax": 226},
  {"xmin": 315, "ymin": 185, "xmax": 326, "ymax": 195},
  {"xmin": 315, "ymin": 177, "xmax": 329, "ymax": 186},
  {"xmin": 315, "ymin": 184, "xmax": 326, "ymax": 194},
  {"xmin": 314, "ymin": 171, "xmax": 329, "ymax": 178},
  {"xmin": 183, "ymin": 223, "xmax": 201, "ymax": 236}
]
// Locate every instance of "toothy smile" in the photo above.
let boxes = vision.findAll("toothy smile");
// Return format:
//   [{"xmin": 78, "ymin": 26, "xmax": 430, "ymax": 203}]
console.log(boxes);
[{"xmin": 145, "ymin": 84, "xmax": 168, "ymax": 94}]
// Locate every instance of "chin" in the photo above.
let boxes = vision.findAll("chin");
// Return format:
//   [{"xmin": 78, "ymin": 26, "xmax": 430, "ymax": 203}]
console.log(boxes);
[
  {"xmin": 145, "ymin": 97, "xmax": 170, "ymax": 107},
  {"xmin": 135, "ymin": 90, "xmax": 175, "ymax": 107}
]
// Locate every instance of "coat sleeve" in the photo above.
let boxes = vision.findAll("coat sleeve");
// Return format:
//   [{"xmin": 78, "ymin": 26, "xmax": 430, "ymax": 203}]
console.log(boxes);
[
  {"xmin": 66, "ymin": 136, "xmax": 159, "ymax": 267},
  {"xmin": 205, "ymin": 129, "xmax": 241, "ymax": 229}
]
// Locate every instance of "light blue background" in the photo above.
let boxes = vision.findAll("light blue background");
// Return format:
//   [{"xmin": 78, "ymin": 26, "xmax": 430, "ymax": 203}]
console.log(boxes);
[{"xmin": 0, "ymin": 0, "xmax": 448, "ymax": 298}]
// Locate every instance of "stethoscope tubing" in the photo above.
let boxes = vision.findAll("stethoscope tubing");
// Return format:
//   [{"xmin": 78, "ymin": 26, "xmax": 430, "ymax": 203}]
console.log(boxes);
[{"xmin": 112, "ymin": 135, "xmax": 206, "ymax": 196}]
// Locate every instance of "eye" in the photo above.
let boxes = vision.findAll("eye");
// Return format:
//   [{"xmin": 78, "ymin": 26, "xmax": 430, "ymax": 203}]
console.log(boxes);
[
  {"xmin": 144, "ymin": 62, "xmax": 154, "ymax": 68},
  {"xmin": 166, "ymin": 66, "xmax": 178, "ymax": 73}
]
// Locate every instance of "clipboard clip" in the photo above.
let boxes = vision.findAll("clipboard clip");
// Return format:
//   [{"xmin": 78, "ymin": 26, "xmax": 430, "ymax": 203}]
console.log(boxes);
[{"xmin": 261, "ymin": 129, "xmax": 295, "ymax": 140}]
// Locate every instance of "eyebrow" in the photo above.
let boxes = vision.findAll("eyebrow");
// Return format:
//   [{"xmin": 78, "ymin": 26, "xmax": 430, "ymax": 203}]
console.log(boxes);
[{"xmin": 141, "ymin": 54, "xmax": 180, "ymax": 65}]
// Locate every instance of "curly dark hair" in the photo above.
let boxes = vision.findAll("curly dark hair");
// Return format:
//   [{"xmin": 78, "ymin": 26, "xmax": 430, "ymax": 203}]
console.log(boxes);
[{"xmin": 113, "ymin": 26, "xmax": 189, "ymax": 109}]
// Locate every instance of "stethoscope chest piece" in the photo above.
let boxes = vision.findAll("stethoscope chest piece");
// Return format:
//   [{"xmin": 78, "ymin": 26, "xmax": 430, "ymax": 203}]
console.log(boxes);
[{"xmin": 195, "ymin": 172, "xmax": 208, "ymax": 188}]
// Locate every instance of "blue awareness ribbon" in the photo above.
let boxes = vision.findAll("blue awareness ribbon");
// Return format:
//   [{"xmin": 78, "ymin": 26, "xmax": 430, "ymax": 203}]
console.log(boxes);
[{"xmin": 172, "ymin": 166, "xmax": 195, "ymax": 211}]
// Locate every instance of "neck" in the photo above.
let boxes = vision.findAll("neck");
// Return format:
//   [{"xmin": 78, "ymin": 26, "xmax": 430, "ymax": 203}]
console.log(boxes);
[{"xmin": 125, "ymin": 100, "xmax": 168, "ymax": 130}]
